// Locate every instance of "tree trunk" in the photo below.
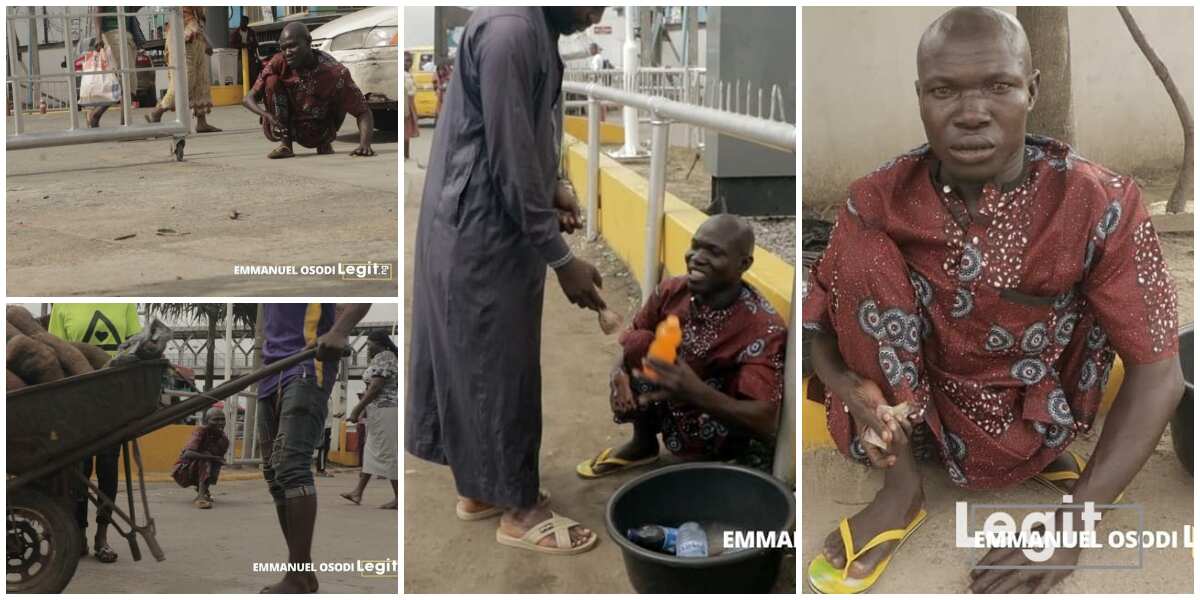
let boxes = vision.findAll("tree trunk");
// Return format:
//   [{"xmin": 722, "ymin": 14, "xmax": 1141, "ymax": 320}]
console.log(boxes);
[
  {"xmin": 1117, "ymin": 6, "xmax": 1194, "ymax": 214},
  {"xmin": 1017, "ymin": 7, "xmax": 1075, "ymax": 146},
  {"xmin": 204, "ymin": 315, "xmax": 216, "ymax": 392}
]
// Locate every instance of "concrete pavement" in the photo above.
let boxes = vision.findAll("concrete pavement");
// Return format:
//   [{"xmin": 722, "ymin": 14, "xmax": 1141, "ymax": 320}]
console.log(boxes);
[
  {"xmin": 401, "ymin": 128, "xmax": 796, "ymax": 593},
  {"xmin": 65, "ymin": 474, "xmax": 397, "ymax": 593},
  {"xmin": 802, "ymin": 418, "xmax": 1193, "ymax": 593},
  {"xmin": 6, "ymin": 105, "xmax": 397, "ymax": 296}
]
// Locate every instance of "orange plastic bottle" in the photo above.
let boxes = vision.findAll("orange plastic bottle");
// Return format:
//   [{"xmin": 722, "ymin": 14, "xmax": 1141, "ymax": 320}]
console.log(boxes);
[{"xmin": 643, "ymin": 315, "xmax": 682, "ymax": 380}]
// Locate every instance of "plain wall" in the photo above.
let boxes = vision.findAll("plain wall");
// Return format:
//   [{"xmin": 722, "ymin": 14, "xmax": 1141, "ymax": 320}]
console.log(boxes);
[{"xmin": 803, "ymin": 6, "xmax": 1194, "ymax": 207}]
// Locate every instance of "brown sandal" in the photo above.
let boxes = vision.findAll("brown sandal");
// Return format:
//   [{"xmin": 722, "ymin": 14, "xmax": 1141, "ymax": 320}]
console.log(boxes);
[{"xmin": 267, "ymin": 146, "xmax": 294, "ymax": 159}]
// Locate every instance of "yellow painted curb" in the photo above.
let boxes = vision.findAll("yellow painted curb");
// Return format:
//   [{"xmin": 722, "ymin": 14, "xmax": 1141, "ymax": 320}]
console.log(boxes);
[
  {"xmin": 210, "ymin": 84, "xmax": 243, "ymax": 107},
  {"xmin": 561, "ymin": 134, "xmax": 794, "ymax": 316},
  {"xmin": 563, "ymin": 114, "xmax": 625, "ymax": 145},
  {"xmin": 802, "ymin": 357, "xmax": 1127, "ymax": 449}
]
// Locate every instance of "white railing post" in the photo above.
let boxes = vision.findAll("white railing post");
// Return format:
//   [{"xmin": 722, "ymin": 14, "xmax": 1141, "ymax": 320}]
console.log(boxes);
[
  {"xmin": 115, "ymin": 6, "xmax": 132, "ymax": 127},
  {"xmin": 586, "ymin": 95, "xmax": 600, "ymax": 241},
  {"xmin": 641, "ymin": 113, "xmax": 670, "ymax": 302},
  {"xmin": 774, "ymin": 276, "xmax": 797, "ymax": 486},
  {"xmin": 8, "ymin": 19, "xmax": 25, "ymax": 135},
  {"xmin": 223, "ymin": 303, "xmax": 236, "ymax": 464},
  {"xmin": 64, "ymin": 13, "xmax": 79, "ymax": 131},
  {"xmin": 169, "ymin": 7, "xmax": 191, "ymax": 132},
  {"xmin": 617, "ymin": 5, "xmax": 642, "ymax": 159}
]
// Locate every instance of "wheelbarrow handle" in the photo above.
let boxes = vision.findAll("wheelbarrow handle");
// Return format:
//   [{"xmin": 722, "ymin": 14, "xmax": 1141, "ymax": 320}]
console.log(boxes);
[
  {"xmin": 6, "ymin": 347, "xmax": 343, "ymax": 492},
  {"xmin": 142, "ymin": 347, "xmax": 324, "ymax": 431}
]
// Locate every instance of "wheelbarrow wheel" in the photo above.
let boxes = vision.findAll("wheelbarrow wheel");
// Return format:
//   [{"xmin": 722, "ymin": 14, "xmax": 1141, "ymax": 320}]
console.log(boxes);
[{"xmin": 7, "ymin": 488, "xmax": 81, "ymax": 593}]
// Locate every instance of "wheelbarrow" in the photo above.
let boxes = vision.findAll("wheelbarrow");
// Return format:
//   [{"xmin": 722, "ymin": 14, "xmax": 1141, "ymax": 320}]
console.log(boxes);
[{"xmin": 6, "ymin": 348, "xmax": 321, "ymax": 593}]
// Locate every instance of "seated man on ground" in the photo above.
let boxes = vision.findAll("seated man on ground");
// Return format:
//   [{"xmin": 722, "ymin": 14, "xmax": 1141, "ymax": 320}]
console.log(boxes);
[
  {"xmin": 241, "ymin": 22, "xmax": 376, "ymax": 159},
  {"xmin": 578, "ymin": 214, "xmax": 788, "ymax": 478},
  {"xmin": 171, "ymin": 407, "xmax": 230, "ymax": 509},
  {"xmin": 803, "ymin": 7, "xmax": 1184, "ymax": 594}
]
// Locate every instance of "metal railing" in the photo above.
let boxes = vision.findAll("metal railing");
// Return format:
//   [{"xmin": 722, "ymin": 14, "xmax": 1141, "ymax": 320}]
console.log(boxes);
[
  {"xmin": 6, "ymin": 7, "xmax": 190, "ymax": 157},
  {"xmin": 563, "ymin": 80, "xmax": 794, "ymax": 302},
  {"xmin": 564, "ymin": 67, "xmax": 790, "ymax": 154},
  {"xmin": 562, "ymin": 80, "xmax": 797, "ymax": 484}
]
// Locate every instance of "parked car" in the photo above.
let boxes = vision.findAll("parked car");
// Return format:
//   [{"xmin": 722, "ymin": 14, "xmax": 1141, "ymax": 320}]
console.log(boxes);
[
  {"xmin": 311, "ymin": 6, "xmax": 398, "ymax": 131},
  {"xmin": 72, "ymin": 37, "xmax": 157, "ymax": 107}
]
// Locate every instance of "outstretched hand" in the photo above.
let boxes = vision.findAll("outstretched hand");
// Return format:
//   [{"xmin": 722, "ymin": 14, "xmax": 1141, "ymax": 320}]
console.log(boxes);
[{"xmin": 636, "ymin": 356, "xmax": 709, "ymax": 407}]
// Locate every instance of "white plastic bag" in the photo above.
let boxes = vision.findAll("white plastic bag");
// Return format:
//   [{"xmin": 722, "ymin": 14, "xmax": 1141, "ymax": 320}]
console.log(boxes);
[{"xmin": 78, "ymin": 48, "xmax": 121, "ymax": 106}]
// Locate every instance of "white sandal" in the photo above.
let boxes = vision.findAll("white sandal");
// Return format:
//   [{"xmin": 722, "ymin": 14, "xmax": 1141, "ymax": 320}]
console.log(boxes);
[{"xmin": 495, "ymin": 512, "xmax": 598, "ymax": 555}]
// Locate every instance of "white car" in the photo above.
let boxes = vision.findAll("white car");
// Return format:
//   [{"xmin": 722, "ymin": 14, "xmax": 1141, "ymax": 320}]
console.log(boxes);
[{"xmin": 311, "ymin": 6, "xmax": 398, "ymax": 131}]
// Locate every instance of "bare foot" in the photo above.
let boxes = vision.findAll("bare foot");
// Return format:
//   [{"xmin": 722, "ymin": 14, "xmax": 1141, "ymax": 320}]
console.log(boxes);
[
  {"xmin": 316, "ymin": 143, "xmax": 334, "ymax": 155},
  {"xmin": 259, "ymin": 571, "xmax": 317, "ymax": 593},
  {"xmin": 500, "ymin": 506, "xmax": 593, "ymax": 549},
  {"xmin": 379, "ymin": 499, "xmax": 397, "ymax": 509},
  {"xmin": 339, "ymin": 491, "xmax": 362, "ymax": 505},
  {"xmin": 822, "ymin": 484, "xmax": 924, "ymax": 579},
  {"xmin": 195, "ymin": 123, "xmax": 222, "ymax": 133}
]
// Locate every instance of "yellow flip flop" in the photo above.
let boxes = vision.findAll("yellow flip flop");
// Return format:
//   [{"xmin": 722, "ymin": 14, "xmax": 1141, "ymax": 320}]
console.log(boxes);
[
  {"xmin": 1032, "ymin": 449, "xmax": 1125, "ymax": 503},
  {"xmin": 807, "ymin": 509, "xmax": 928, "ymax": 594},
  {"xmin": 575, "ymin": 447, "xmax": 658, "ymax": 479}
]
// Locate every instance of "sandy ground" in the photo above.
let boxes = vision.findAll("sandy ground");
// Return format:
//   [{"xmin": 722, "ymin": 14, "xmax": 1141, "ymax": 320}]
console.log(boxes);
[
  {"xmin": 402, "ymin": 129, "xmax": 796, "ymax": 593},
  {"xmin": 6, "ymin": 106, "xmax": 397, "ymax": 296},
  {"xmin": 801, "ymin": 416, "xmax": 1193, "ymax": 593},
  {"xmin": 60, "ymin": 473, "xmax": 397, "ymax": 593}
]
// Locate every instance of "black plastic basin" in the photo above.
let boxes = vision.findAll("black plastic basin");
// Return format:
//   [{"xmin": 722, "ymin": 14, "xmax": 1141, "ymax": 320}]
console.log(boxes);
[
  {"xmin": 606, "ymin": 463, "xmax": 795, "ymax": 593},
  {"xmin": 1170, "ymin": 325, "xmax": 1193, "ymax": 475}
]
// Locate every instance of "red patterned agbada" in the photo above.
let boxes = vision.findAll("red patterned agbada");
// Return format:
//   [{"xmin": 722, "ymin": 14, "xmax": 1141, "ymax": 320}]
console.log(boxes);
[
  {"xmin": 620, "ymin": 276, "xmax": 787, "ymax": 459},
  {"xmin": 803, "ymin": 136, "xmax": 1179, "ymax": 489},
  {"xmin": 170, "ymin": 425, "xmax": 230, "ymax": 489},
  {"xmin": 252, "ymin": 50, "xmax": 369, "ymax": 149}
]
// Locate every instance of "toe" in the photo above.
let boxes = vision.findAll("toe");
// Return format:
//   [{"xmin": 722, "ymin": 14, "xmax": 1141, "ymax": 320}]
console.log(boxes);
[{"xmin": 823, "ymin": 529, "xmax": 846, "ymax": 568}]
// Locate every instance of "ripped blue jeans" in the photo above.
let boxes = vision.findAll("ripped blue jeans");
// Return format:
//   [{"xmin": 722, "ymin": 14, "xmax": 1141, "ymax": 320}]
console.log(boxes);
[{"xmin": 258, "ymin": 377, "xmax": 329, "ymax": 504}]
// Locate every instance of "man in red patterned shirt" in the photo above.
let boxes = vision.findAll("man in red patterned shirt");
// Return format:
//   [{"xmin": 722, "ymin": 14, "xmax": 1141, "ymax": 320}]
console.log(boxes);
[
  {"xmin": 577, "ymin": 215, "xmax": 788, "ymax": 477},
  {"xmin": 804, "ymin": 7, "xmax": 1184, "ymax": 594},
  {"xmin": 242, "ymin": 22, "xmax": 376, "ymax": 159}
]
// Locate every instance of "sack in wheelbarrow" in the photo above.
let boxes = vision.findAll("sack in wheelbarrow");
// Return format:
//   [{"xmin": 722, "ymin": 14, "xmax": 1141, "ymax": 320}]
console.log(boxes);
[{"xmin": 6, "ymin": 359, "xmax": 168, "ymax": 475}]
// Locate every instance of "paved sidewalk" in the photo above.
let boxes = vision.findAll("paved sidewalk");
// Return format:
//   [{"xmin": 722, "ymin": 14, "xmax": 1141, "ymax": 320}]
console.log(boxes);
[
  {"xmin": 801, "ymin": 419, "xmax": 1193, "ymax": 593},
  {"xmin": 65, "ymin": 474, "xmax": 397, "ymax": 593},
  {"xmin": 7, "ymin": 106, "xmax": 397, "ymax": 296}
]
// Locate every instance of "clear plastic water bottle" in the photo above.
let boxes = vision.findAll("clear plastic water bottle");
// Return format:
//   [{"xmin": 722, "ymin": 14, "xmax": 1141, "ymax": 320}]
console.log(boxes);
[
  {"xmin": 675, "ymin": 521, "xmax": 709, "ymax": 557},
  {"xmin": 626, "ymin": 525, "xmax": 677, "ymax": 554}
]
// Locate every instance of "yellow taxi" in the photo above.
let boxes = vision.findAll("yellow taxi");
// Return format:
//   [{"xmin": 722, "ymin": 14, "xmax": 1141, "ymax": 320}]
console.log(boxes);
[{"xmin": 407, "ymin": 46, "xmax": 440, "ymax": 119}]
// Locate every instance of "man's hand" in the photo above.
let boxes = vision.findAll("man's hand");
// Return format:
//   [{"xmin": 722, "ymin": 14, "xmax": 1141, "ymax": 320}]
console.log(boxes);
[
  {"xmin": 312, "ymin": 330, "xmax": 350, "ymax": 362},
  {"xmin": 261, "ymin": 112, "xmax": 282, "ymax": 135},
  {"xmin": 637, "ymin": 356, "xmax": 709, "ymax": 407},
  {"xmin": 969, "ymin": 520, "xmax": 1081, "ymax": 593},
  {"xmin": 834, "ymin": 375, "xmax": 907, "ymax": 469},
  {"xmin": 610, "ymin": 367, "xmax": 638, "ymax": 417},
  {"xmin": 554, "ymin": 257, "xmax": 605, "ymax": 310},
  {"xmin": 553, "ymin": 180, "xmax": 582, "ymax": 234},
  {"xmin": 350, "ymin": 144, "xmax": 376, "ymax": 157}
]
